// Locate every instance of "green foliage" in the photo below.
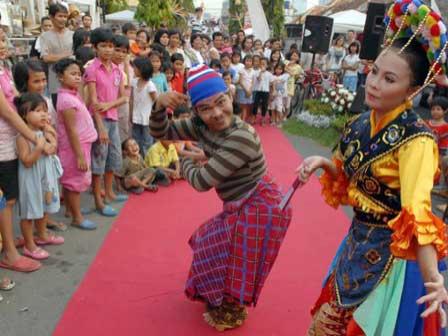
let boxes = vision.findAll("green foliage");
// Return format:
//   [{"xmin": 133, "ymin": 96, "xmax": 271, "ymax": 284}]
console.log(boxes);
[
  {"xmin": 135, "ymin": 0, "xmax": 187, "ymax": 29},
  {"xmin": 330, "ymin": 114, "xmax": 351, "ymax": 131},
  {"xmin": 104, "ymin": 0, "xmax": 128, "ymax": 14},
  {"xmin": 303, "ymin": 99, "xmax": 333, "ymax": 116},
  {"xmin": 282, "ymin": 119, "xmax": 340, "ymax": 148},
  {"xmin": 261, "ymin": 0, "xmax": 285, "ymax": 37},
  {"xmin": 229, "ymin": 0, "xmax": 245, "ymax": 34},
  {"xmin": 182, "ymin": 0, "xmax": 195, "ymax": 12}
]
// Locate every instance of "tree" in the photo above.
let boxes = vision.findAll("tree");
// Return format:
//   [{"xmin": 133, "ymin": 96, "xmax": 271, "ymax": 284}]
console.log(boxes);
[
  {"xmin": 261, "ymin": 0, "xmax": 285, "ymax": 38},
  {"xmin": 228, "ymin": 0, "xmax": 245, "ymax": 34},
  {"xmin": 182, "ymin": 0, "xmax": 195, "ymax": 13},
  {"xmin": 135, "ymin": 0, "xmax": 188, "ymax": 29},
  {"xmin": 103, "ymin": 0, "xmax": 128, "ymax": 14}
]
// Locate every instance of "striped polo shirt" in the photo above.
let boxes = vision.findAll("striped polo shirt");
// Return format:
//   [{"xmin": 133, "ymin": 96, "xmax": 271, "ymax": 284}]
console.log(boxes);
[{"xmin": 150, "ymin": 109, "xmax": 266, "ymax": 202}]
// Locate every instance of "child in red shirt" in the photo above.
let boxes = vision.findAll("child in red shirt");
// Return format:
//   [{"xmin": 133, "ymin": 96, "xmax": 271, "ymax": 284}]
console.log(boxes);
[
  {"xmin": 170, "ymin": 53, "xmax": 185, "ymax": 94},
  {"xmin": 427, "ymin": 96, "xmax": 448, "ymax": 192}
]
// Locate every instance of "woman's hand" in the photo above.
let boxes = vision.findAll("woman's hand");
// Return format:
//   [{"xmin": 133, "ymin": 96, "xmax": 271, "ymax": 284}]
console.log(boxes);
[
  {"xmin": 295, "ymin": 156, "xmax": 328, "ymax": 184},
  {"xmin": 417, "ymin": 272, "xmax": 448, "ymax": 327},
  {"xmin": 155, "ymin": 92, "xmax": 189, "ymax": 112}
]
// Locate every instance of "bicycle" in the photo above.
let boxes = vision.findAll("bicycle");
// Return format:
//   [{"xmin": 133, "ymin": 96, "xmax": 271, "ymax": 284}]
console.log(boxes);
[{"xmin": 290, "ymin": 67, "xmax": 330, "ymax": 116}]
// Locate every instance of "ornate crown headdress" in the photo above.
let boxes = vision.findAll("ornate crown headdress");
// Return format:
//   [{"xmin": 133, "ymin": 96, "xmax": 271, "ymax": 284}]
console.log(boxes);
[{"xmin": 384, "ymin": 0, "xmax": 448, "ymax": 96}]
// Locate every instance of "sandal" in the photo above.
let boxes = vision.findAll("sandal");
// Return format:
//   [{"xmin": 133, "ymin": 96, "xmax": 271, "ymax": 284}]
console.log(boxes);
[
  {"xmin": 0, "ymin": 277, "xmax": 15, "ymax": 291},
  {"xmin": 23, "ymin": 247, "xmax": 49, "ymax": 260},
  {"xmin": 71, "ymin": 219, "xmax": 97, "ymax": 230},
  {"xmin": 0, "ymin": 256, "xmax": 41, "ymax": 272},
  {"xmin": 35, "ymin": 234, "xmax": 65, "ymax": 246}
]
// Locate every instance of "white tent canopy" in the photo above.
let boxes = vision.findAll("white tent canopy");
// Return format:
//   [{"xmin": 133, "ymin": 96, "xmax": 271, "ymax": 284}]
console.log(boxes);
[
  {"xmin": 105, "ymin": 10, "xmax": 136, "ymax": 22},
  {"xmin": 329, "ymin": 10, "xmax": 366, "ymax": 33}
]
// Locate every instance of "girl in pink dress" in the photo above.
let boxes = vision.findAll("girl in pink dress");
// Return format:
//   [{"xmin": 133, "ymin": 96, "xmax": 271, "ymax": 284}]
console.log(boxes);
[{"xmin": 55, "ymin": 58, "xmax": 98, "ymax": 230}]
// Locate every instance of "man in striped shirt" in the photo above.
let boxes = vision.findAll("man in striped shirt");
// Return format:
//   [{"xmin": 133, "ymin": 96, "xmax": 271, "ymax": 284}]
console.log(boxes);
[{"xmin": 149, "ymin": 64, "xmax": 292, "ymax": 331}]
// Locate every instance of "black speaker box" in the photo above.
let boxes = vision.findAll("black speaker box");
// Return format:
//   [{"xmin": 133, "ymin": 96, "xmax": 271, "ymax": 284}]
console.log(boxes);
[
  {"xmin": 301, "ymin": 15, "xmax": 334, "ymax": 54},
  {"xmin": 359, "ymin": 3, "xmax": 387, "ymax": 60},
  {"xmin": 285, "ymin": 24, "xmax": 303, "ymax": 38}
]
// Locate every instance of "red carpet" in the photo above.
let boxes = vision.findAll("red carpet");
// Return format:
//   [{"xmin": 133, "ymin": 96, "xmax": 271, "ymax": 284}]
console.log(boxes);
[{"xmin": 53, "ymin": 127, "xmax": 350, "ymax": 336}]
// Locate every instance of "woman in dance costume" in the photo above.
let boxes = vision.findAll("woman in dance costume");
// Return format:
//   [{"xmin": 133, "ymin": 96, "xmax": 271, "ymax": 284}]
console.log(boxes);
[
  {"xmin": 297, "ymin": 1, "xmax": 448, "ymax": 334},
  {"xmin": 149, "ymin": 64, "xmax": 292, "ymax": 331}
]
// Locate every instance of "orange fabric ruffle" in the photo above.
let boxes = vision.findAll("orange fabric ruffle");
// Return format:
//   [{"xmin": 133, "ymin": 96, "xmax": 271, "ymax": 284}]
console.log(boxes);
[
  {"xmin": 388, "ymin": 206, "xmax": 448, "ymax": 260},
  {"xmin": 319, "ymin": 158, "xmax": 352, "ymax": 209}
]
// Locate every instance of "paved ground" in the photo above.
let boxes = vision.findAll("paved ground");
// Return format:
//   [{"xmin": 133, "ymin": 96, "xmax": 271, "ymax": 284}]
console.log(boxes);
[
  {"xmin": 0, "ymin": 197, "xmax": 124, "ymax": 336},
  {"xmin": 0, "ymin": 129, "xmax": 446, "ymax": 336}
]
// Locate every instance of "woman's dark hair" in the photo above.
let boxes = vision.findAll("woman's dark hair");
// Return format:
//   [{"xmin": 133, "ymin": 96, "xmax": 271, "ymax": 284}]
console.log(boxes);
[
  {"xmin": 154, "ymin": 29, "xmax": 169, "ymax": 45},
  {"xmin": 388, "ymin": 37, "xmax": 430, "ymax": 87},
  {"xmin": 220, "ymin": 52, "xmax": 231, "ymax": 60},
  {"xmin": 431, "ymin": 96, "xmax": 448, "ymax": 110},
  {"xmin": 210, "ymin": 59, "xmax": 221, "ymax": 70},
  {"xmin": 113, "ymin": 34, "xmax": 129, "ymax": 49},
  {"xmin": 73, "ymin": 28, "xmax": 90, "ymax": 52},
  {"xmin": 122, "ymin": 23, "xmax": 137, "ymax": 35},
  {"xmin": 75, "ymin": 46, "xmax": 95, "ymax": 67},
  {"xmin": 54, "ymin": 58, "xmax": 81, "ymax": 75},
  {"xmin": 137, "ymin": 29, "xmax": 150, "ymax": 43},
  {"xmin": 13, "ymin": 60, "xmax": 46, "ymax": 93},
  {"xmin": 90, "ymin": 27, "xmax": 114, "ymax": 47},
  {"xmin": 274, "ymin": 62, "xmax": 285, "ymax": 74},
  {"xmin": 168, "ymin": 29, "xmax": 180, "ymax": 38},
  {"xmin": 14, "ymin": 92, "xmax": 47, "ymax": 120},
  {"xmin": 242, "ymin": 55, "xmax": 253, "ymax": 64},
  {"xmin": 49, "ymin": 3, "xmax": 68, "ymax": 16},
  {"xmin": 286, "ymin": 49, "xmax": 300, "ymax": 61},
  {"xmin": 164, "ymin": 62, "xmax": 174, "ymax": 73},
  {"xmin": 348, "ymin": 41, "xmax": 360, "ymax": 54},
  {"xmin": 150, "ymin": 43, "xmax": 170, "ymax": 64},
  {"xmin": 41, "ymin": 16, "xmax": 50, "ymax": 24},
  {"xmin": 132, "ymin": 56, "xmax": 153, "ymax": 81},
  {"xmin": 222, "ymin": 70, "xmax": 231, "ymax": 78},
  {"xmin": 241, "ymin": 37, "xmax": 253, "ymax": 51},
  {"xmin": 171, "ymin": 53, "xmax": 184, "ymax": 63},
  {"xmin": 190, "ymin": 33, "xmax": 202, "ymax": 45},
  {"xmin": 121, "ymin": 138, "xmax": 133, "ymax": 152}
]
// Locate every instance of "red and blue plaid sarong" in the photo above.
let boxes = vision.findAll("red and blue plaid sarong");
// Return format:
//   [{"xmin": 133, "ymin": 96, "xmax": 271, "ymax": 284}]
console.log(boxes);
[{"xmin": 185, "ymin": 175, "xmax": 292, "ymax": 307}]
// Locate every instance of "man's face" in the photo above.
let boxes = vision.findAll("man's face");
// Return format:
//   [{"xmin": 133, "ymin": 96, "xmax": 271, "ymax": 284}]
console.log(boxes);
[
  {"xmin": 52, "ymin": 11, "xmax": 68, "ymax": 30},
  {"xmin": 213, "ymin": 35, "xmax": 223, "ymax": 49},
  {"xmin": 41, "ymin": 19, "xmax": 53, "ymax": 32},
  {"xmin": 82, "ymin": 16, "xmax": 92, "ymax": 29}
]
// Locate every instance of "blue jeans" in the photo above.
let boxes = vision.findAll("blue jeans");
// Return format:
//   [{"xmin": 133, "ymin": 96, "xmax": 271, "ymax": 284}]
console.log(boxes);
[
  {"xmin": 91, "ymin": 119, "xmax": 122, "ymax": 175},
  {"xmin": 343, "ymin": 75, "xmax": 358, "ymax": 92},
  {"xmin": 132, "ymin": 124, "xmax": 153, "ymax": 157}
]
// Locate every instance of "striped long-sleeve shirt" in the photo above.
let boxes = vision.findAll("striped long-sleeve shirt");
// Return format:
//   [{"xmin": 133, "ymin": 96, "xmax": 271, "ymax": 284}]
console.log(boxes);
[{"xmin": 149, "ymin": 109, "xmax": 267, "ymax": 202}]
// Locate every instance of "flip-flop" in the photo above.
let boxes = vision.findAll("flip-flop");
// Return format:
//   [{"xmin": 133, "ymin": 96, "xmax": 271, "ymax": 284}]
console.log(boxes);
[
  {"xmin": 0, "ymin": 256, "xmax": 41, "ymax": 272},
  {"xmin": 96, "ymin": 205, "xmax": 118, "ymax": 217},
  {"xmin": 0, "ymin": 277, "xmax": 15, "ymax": 291},
  {"xmin": 71, "ymin": 219, "xmax": 97, "ymax": 230},
  {"xmin": 105, "ymin": 194, "xmax": 129, "ymax": 204},
  {"xmin": 34, "ymin": 234, "xmax": 65, "ymax": 246},
  {"xmin": 23, "ymin": 247, "xmax": 50, "ymax": 260}
]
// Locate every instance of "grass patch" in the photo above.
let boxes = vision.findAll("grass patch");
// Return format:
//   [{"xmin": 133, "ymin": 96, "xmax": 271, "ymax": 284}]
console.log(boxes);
[{"xmin": 283, "ymin": 118, "xmax": 341, "ymax": 148}]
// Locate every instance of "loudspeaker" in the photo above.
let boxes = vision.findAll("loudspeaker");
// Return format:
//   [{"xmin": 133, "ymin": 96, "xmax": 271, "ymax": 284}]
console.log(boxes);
[
  {"xmin": 359, "ymin": 3, "xmax": 387, "ymax": 60},
  {"xmin": 301, "ymin": 16, "xmax": 334, "ymax": 54},
  {"xmin": 285, "ymin": 24, "xmax": 303, "ymax": 38}
]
